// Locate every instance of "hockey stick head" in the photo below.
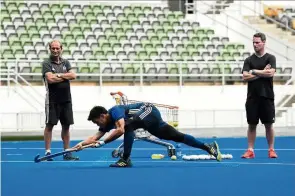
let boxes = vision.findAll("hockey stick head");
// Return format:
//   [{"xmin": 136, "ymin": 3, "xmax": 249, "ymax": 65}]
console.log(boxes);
[{"xmin": 34, "ymin": 154, "xmax": 41, "ymax": 163}]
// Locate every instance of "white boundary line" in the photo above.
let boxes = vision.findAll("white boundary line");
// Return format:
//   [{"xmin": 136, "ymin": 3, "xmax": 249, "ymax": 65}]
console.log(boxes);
[
  {"xmin": 1, "ymin": 160, "xmax": 295, "ymax": 166},
  {"xmin": 1, "ymin": 148, "xmax": 295, "ymax": 151}
]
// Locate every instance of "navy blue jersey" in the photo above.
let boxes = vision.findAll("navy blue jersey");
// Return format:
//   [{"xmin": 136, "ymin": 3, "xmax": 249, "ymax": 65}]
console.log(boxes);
[
  {"xmin": 98, "ymin": 102, "xmax": 167, "ymax": 132},
  {"xmin": 99, "ymin": 103, "xmax": 145, "ymax": 133}
]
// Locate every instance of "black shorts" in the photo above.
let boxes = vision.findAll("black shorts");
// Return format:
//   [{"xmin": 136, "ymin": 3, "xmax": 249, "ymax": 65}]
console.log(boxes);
[
  {"xmin": 245, "ymin": 96, "xmax": 275, "ymax": 125},
  {"xmin": 125, "ymin": 117, "xmax": 184, "ymax": 143},
  {"xmin": 152, "ymin": 124, "xmax": 185, "ymax": 143},
  {"xmin": 45, "ymin": 102, "xmax": 74, "ymax": 126}
]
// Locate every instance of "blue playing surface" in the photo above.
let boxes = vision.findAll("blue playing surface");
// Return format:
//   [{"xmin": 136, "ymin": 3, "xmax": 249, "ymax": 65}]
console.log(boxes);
[{"xmin": 1, "ymin": 136, "xmax": 295, "ymax": 196}]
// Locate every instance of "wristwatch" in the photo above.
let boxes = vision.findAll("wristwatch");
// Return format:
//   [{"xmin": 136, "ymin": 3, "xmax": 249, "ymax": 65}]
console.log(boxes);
[{"xmin": 249, "ymin": 70, "xmax": 256, "ymax": 75}]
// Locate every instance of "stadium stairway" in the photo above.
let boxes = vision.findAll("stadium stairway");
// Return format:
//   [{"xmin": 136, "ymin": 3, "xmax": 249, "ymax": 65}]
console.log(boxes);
[
  {"xmin": 205, "ymin": 0, "xmax": 235, "ymax": 14},
  {"xmin": 276, "ymin": 84, "xmax": 295, "ymax": 117},
  {"xmin": 244, "ymin": 16, "xmax": 295, "ymax": 44}
]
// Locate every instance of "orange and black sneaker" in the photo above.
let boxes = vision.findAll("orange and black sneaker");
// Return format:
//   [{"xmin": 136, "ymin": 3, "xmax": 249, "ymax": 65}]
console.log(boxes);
[
  {"xmin": 241, "ymin": 149, "xmax": 255, "ymax": 159},
  {"xmin": 268, "ymin": 148, "xmax": 278, "ymax": 158}
]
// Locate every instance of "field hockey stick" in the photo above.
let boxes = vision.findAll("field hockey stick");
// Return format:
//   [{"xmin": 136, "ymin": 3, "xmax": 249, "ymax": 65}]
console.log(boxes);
[{"xmin": 34, "ymin": 143, "xmax": 96, "ymax": 163}]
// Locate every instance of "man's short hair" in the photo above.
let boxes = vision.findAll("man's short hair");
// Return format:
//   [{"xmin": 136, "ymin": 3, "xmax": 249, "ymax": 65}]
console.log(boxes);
[
  {"xmin": 87, "ymin": 106, "xmax": 108, "ymax": 121},
  {"xmin": 253, "ymin": 32, "xmax": 266, "ymax": 42},
  {"xmin": 49, "ymin": 40, "xmax": 63, "ymax": 49}
]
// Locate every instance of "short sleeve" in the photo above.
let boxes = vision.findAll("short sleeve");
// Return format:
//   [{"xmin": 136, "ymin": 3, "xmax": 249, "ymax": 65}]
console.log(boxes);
[
  {"xmin": 65, "ymin": 60, "xmax": 72, "ymax": 72},
  {"xmin": 110, "ymin": 106, "xmax": 125, "ymax": 121},
  {"xmin": 269, "ymin": 55, "xmax": 276, "ymax": 69},
  {"xmin": 242, "ymin": 58, "xmax": 251, "ymax": 73},
  {"xmin": 42, "ymin": 61, "xmax": 51, "ymax": 77}
]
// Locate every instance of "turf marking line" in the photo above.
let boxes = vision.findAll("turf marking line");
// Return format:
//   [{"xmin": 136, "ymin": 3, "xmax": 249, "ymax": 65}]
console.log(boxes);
[
  {"xmin": 1, "ymin": 160, "xmax": 295, "ymax": 166},
  {"xmin": 1, "ymin": 148, "xmax": 295, "ymax": 151}
]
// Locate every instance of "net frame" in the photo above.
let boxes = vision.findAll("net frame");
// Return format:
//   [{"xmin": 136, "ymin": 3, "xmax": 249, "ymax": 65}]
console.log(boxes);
[{"xmin": 110, "ymin": 91, "xmax": 179, "ymax": 128}]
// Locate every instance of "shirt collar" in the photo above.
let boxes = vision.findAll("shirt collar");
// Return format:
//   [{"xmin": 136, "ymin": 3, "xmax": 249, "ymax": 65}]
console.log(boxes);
[
  {"xmin": 254, "ymin": 52, "xmax": 266, "ymax": 58},
  {"xmin": 50, "ymin": 55, "xmax": 64, "ymax": 63}
]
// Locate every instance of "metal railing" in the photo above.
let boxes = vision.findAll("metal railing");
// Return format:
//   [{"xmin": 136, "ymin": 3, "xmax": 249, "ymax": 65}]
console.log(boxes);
[
  {"xmin": 1, "ymin": 60, "xmax": 294, "ymax": 113},
  {"xmin": 0, "ymin": 68, "xmax": 44, "ymax": 111},
  {"xmin": 1, "ymin": 60, "xmax": 294, "ymax": 87}
]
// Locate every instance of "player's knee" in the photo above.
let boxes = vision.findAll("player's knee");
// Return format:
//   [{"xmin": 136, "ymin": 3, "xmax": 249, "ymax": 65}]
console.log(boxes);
[
  {"xmin": 170, "ymin": 132, "xmax": 185, "ymax": 142},
  {"xmin": 45, "ymin": 124, "xmax": 54, "ymax": 131},
  {"xmin": 61, "ymin": 124, "xmax": 70, "ymax": 132},
  {"xmin": 264, "ymin": 123, "xmax": 273, "ymax": 131},
  {"xmin": 173, "ymin": 136, "xmax": 184, "ymax": 143},
  {"xmin": 248, "ymin": 124, "xmax": 257, "ymax": 131}
]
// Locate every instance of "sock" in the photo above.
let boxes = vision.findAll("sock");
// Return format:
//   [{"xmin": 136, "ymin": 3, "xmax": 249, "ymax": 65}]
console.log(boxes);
[
  {"xmin": 45, "ymin": 149, "xmax": 51, "ymax": 154},
  {"xmin": 248, "ymin": 148, "xmax": 254, "ymax": 152},
  {"xmin": 183, "ymin": 134, "xmax": 208, "ymax": 151},
  {"xmin": 123, "ymin": 131, "xmax": 135, "ymax": 160}
]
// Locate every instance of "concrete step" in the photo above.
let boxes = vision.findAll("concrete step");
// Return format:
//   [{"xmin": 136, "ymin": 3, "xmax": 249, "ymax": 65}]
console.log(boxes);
[{"xmin": 244, "ymin": 16, "xmax": 295, "ymax": 44}]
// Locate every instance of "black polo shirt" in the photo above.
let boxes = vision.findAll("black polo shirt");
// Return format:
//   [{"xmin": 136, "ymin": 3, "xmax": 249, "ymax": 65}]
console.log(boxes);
[
  {"xmin": 42, "ymin": 56, "xmax": 72, "ymax": 104},
  {"xmin": 242, "ymin": 53, "xmax": 276, "ymax": 99}
]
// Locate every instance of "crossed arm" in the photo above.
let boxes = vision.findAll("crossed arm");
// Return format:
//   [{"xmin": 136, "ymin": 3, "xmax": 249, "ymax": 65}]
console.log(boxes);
[
  {"xmin": 45, "ymin": 70, "xmax": 76, "ymax": 84},
  {"xmin": 243, "ymin": 65, "xmax": 275, "ymax": 82}
]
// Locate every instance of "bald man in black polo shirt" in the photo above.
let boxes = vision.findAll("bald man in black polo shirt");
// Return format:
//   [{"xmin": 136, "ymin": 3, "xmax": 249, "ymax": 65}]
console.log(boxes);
[
  {"xmin": 241, "ymin": 33, "xmax": 278, "ymax": 159},
  {"xmin": 42, "ymin": 40, "xmax": 78, "ymax": 161}
]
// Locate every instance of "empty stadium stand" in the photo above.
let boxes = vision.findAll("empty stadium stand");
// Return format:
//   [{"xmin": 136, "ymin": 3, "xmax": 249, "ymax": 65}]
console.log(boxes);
[
  {"xmin": 0, "ymin": 2, "xmax": 251, "ymax": 76},
  {"xmin": 0, "ymin": 1, "xmax": 293, "ymax": 84},
  {"xmin": 263, "ymin": 4, "xmax": 295, "ymax": 31}
]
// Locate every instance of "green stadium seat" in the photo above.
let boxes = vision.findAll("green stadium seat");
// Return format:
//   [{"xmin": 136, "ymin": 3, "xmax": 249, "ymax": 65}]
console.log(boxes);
[
  {"xmin": 19, "ymin": 66, "xmax": 33, "ymax": 81},
  {"xmin": 3, "ymin": 49, "xmax": 14, "ymax": 59},
  {"xmin": 31, "ymin": 66, "xmax": 42, "ymax": 81},
  {"xmin": 123, "ymin": 64, "xmax": 135, "ymax": 82},
  {"xmin": 0, "ymin": 1, "xmax": 253, "ymax": 78}
]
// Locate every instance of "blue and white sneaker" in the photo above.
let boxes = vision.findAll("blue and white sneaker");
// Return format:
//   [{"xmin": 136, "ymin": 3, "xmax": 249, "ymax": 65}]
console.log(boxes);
[
  {"xmin": 63, "ymin": 152, "xmax": 79, "ymax": 161},
  {"xmin": 45, "ymin": 151, "xmax": 54, "ymax": 161}
]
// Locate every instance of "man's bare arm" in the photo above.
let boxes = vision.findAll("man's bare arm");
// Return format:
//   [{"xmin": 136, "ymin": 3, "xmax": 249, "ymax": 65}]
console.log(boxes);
[
  {"xmin": 252, "ymin": 68, "xmax": 275, "ymax": 78},
  {"xmin": 60, "ymin": 70, "xmax": 76, "ymax": 80},
  {"xmin": 103, "ymin": 119, "xmax": 125, "ymax": 144},
  {"xmin": 242, "ymin": 71, "xmax": 260, "ymax": 82},
  {"xmin": 75, "ymin": 131, "xmax": 106, "ymax": 147},
  {"xmin": 45, "ymin": 72, "xmax": 65, "ymax": 83}
]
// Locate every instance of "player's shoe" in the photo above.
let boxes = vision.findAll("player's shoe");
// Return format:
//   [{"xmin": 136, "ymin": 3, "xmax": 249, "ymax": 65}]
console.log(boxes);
[
  {"xmin": 206, "ymin": 141, "xmax": 222, "ymax": 161},
  {"xmin": 241, "ymin": 149, "xmax": 255, "ymax": 159},
  {"xmin": 63, "ymin": 152, "xmax": 79, "ymax": 161},
  {"xmin": 268, "ymin": 148, "xmax": 278, "ymax": 158},
  {"xmin": 109, "ymin": 158, "xmax": 132, "ymax": 167},
  {"xmin": 45, "ymin": 151, "xmax": 54, "ymax": 161}
]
